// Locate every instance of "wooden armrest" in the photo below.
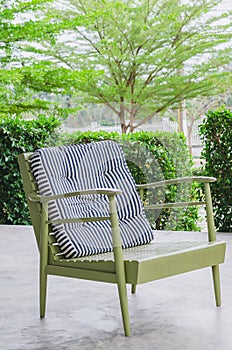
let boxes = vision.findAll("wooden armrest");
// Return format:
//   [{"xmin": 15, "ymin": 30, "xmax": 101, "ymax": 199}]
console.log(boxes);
[
  {"xmin": 28, "ymin": 188, "xmax": 122, "ymax": 203},
  {"xmin": 136, "ymin": 176, "xmax": 216, "ymax": 190}
]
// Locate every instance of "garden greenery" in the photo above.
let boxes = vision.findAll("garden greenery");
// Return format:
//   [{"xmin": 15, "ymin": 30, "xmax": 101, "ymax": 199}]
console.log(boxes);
[
  {"xmin": 0, "ymin": 115, "xmax": 60, "ymax": 224},
  {"xmin": 0, "ymin": 117, "xmax": 200, "ymax": 231},
  {"xmin": 64, "ymin": 130, "xmax": 200, "ymax": 231},
  {"xmin": 200, "ymin": 108, "xmax": 232, "ymax": 232}
]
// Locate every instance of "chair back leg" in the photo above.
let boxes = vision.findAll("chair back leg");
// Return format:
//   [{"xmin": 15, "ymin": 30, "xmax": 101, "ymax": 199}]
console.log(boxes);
[
  {"xmin": 131, "ymin": 284, "xmax": 137, "ymax": 294},
  {"xmin": 212, "ymin": 265, "xmax": 222, "ymax": 306}
]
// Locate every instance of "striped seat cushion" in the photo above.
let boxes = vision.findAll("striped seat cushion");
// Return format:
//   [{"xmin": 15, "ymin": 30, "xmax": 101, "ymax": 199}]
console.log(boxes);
[{"xmin": 30, "ymin": 141, "xmax": 154, "ymax": 258}]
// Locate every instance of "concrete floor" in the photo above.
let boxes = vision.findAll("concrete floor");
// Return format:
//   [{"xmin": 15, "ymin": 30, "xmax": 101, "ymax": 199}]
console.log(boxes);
[{"xmin": 1, "ymin": 225, "xmax": 232, "ymax": 350}]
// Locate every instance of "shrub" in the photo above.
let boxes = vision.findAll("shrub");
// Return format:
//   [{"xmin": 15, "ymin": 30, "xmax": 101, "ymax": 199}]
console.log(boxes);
[
  {"xmin": 0, "ymin": 115, "xmax": 60, "ymax": 224},
  {"xmin": 64, "ymin": 130, "xmax": 199, "ymax": 231},
  {"xmin": 1, "ymin": 120, "xmax": 199, "ymax": 231},
  {"xmin": 199, "ymin": 108, "xmax": 232, "ymax": 232}
]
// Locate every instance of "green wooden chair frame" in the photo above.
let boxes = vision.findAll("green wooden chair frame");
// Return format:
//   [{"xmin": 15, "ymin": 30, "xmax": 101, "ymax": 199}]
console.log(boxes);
[{"xmin": 18, "ymin": 152, "xmax": 226, "ymax": 336}]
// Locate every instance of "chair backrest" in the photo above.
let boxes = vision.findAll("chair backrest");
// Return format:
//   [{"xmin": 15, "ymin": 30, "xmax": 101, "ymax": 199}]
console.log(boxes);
[{"xmin": 21, "ymin": 141, "xmax": 154, "ymax": 258}]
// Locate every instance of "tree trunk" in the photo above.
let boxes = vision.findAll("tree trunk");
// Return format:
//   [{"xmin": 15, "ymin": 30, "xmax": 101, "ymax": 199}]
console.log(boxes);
[
  {"xmin": 120, "ymin": 98, "xmax": 130, "ymax": 134},
  {"xmin": 119, "ymin": 97, "xmax": 125, "ymax": 134},
  {"xmin": 121, "ymin": 123, "xmax": 128, "ymax": 134}
]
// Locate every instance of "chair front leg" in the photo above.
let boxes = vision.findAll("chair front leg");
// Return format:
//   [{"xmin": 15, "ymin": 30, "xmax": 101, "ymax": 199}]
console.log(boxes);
[
  {"xmin": 108, "ymin": 195, "xmax": 130, "ymax": 336},
  {"xmin": 40, "ymin": 202, "xmax": 49, "ymax": 318}
]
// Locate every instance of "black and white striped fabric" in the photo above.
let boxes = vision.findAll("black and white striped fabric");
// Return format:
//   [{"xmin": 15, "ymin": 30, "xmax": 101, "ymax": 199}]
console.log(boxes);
[{"xmin": 30, "ymin": 141, "xmax": 154, "ymax": 258}]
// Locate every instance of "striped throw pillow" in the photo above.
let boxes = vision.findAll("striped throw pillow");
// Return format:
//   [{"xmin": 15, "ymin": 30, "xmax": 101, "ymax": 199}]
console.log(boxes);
[{"xmin": 30, "ymin": 141, "xmax": 154, "ymax": 258}]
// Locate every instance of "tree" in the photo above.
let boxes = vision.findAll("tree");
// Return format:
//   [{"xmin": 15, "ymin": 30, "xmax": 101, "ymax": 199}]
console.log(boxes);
[
  {"xmin": 185, "ymin": 89, "xmax": 232, "ymax": 150},
  {"xmin": 0, "ymin": 0, "xmax": 82, "ymax": 117},
  {"xmin": 22, "ymin": 0, "xmax": 232, "ymax": 133},
  {"xmin": 0, "ymin": 1, "xmax": 47, "ymax": 115}
]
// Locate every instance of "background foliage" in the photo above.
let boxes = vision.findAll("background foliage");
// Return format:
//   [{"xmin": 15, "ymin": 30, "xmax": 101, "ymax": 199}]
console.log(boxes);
[
  {"xmin": 0, "ymin": 120, "xmax": 200, "ymax": 230},
  {"xmin": 0, "ymin": 115, "xmax": 60, "ymax": 224},
  {"xmin": 32, "ymin": 0, "xmax": 232, "ymax": 133},
  {"xmin": 199, "ymin": 108, "xmax": 232, "ymax": 232},
  {"xmin": 64, "ymin": 130, "xmax": 200, "ymax": 231},
  {"xmin": 1, "ymin": 0, "xmax": 232, "ymax": 133}
]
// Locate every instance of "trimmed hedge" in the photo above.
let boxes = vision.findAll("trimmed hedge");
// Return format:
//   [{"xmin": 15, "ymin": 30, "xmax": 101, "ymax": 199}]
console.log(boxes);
[
  {"xmin": 0, "ymin": 115, "xmax": 60, "ymax": 224},
  {"xmin": 199, "ymin": 108, "xmax": 232, "ymax": 232},
  {"xmin": 63, "ymin": 130, "xmax": 199, "ymax": 231},
  {"xmin": 0, "ymin": 119, "xmax": 200, "ymax": 231}
]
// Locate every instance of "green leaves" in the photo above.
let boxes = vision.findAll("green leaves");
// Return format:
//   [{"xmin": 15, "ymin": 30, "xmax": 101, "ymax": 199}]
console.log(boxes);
[
  {"xmin": 199, "ymin": 108, "xmax": 232, "ymax": 232},
  {"xmin": 29, "ymin": 0, "xmax": 231, "ymax": 132},
  {"xmin": 0, "ymin": 114, "xmax": 60, "ymax": 224},
  {"xmin": 1, "ymin": 120, "xmax": 200, "ymax": 231},
  {"xmin": 1, "ymin": 0, "xmax": 232, "ymax": 131},
  {"xmin": 64, "ymin": 129, "xmax": 199, "ymax": 231},
  {"xmin": 0, "ymin": 0, "xmax": 76, "ymax": 117}
]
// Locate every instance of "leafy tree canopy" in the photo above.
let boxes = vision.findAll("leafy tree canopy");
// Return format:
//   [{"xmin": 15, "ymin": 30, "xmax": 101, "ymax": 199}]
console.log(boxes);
[
  {"xmin": 25, "ymin": 0, "xmax": 232, "ymax": 132},
  {"xmin": 1, "ymin": 0, "xmax": 232, "ymax": 131},
  {"xmin": 0, "ymin": 0, "xmax": 84, "ymax": 116}
]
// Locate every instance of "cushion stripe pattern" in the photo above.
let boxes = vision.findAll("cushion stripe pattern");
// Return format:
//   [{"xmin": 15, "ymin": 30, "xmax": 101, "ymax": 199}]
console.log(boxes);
[{"xmin": 30, "ymin": 141, "xmax": 154, "ymax": 258}]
